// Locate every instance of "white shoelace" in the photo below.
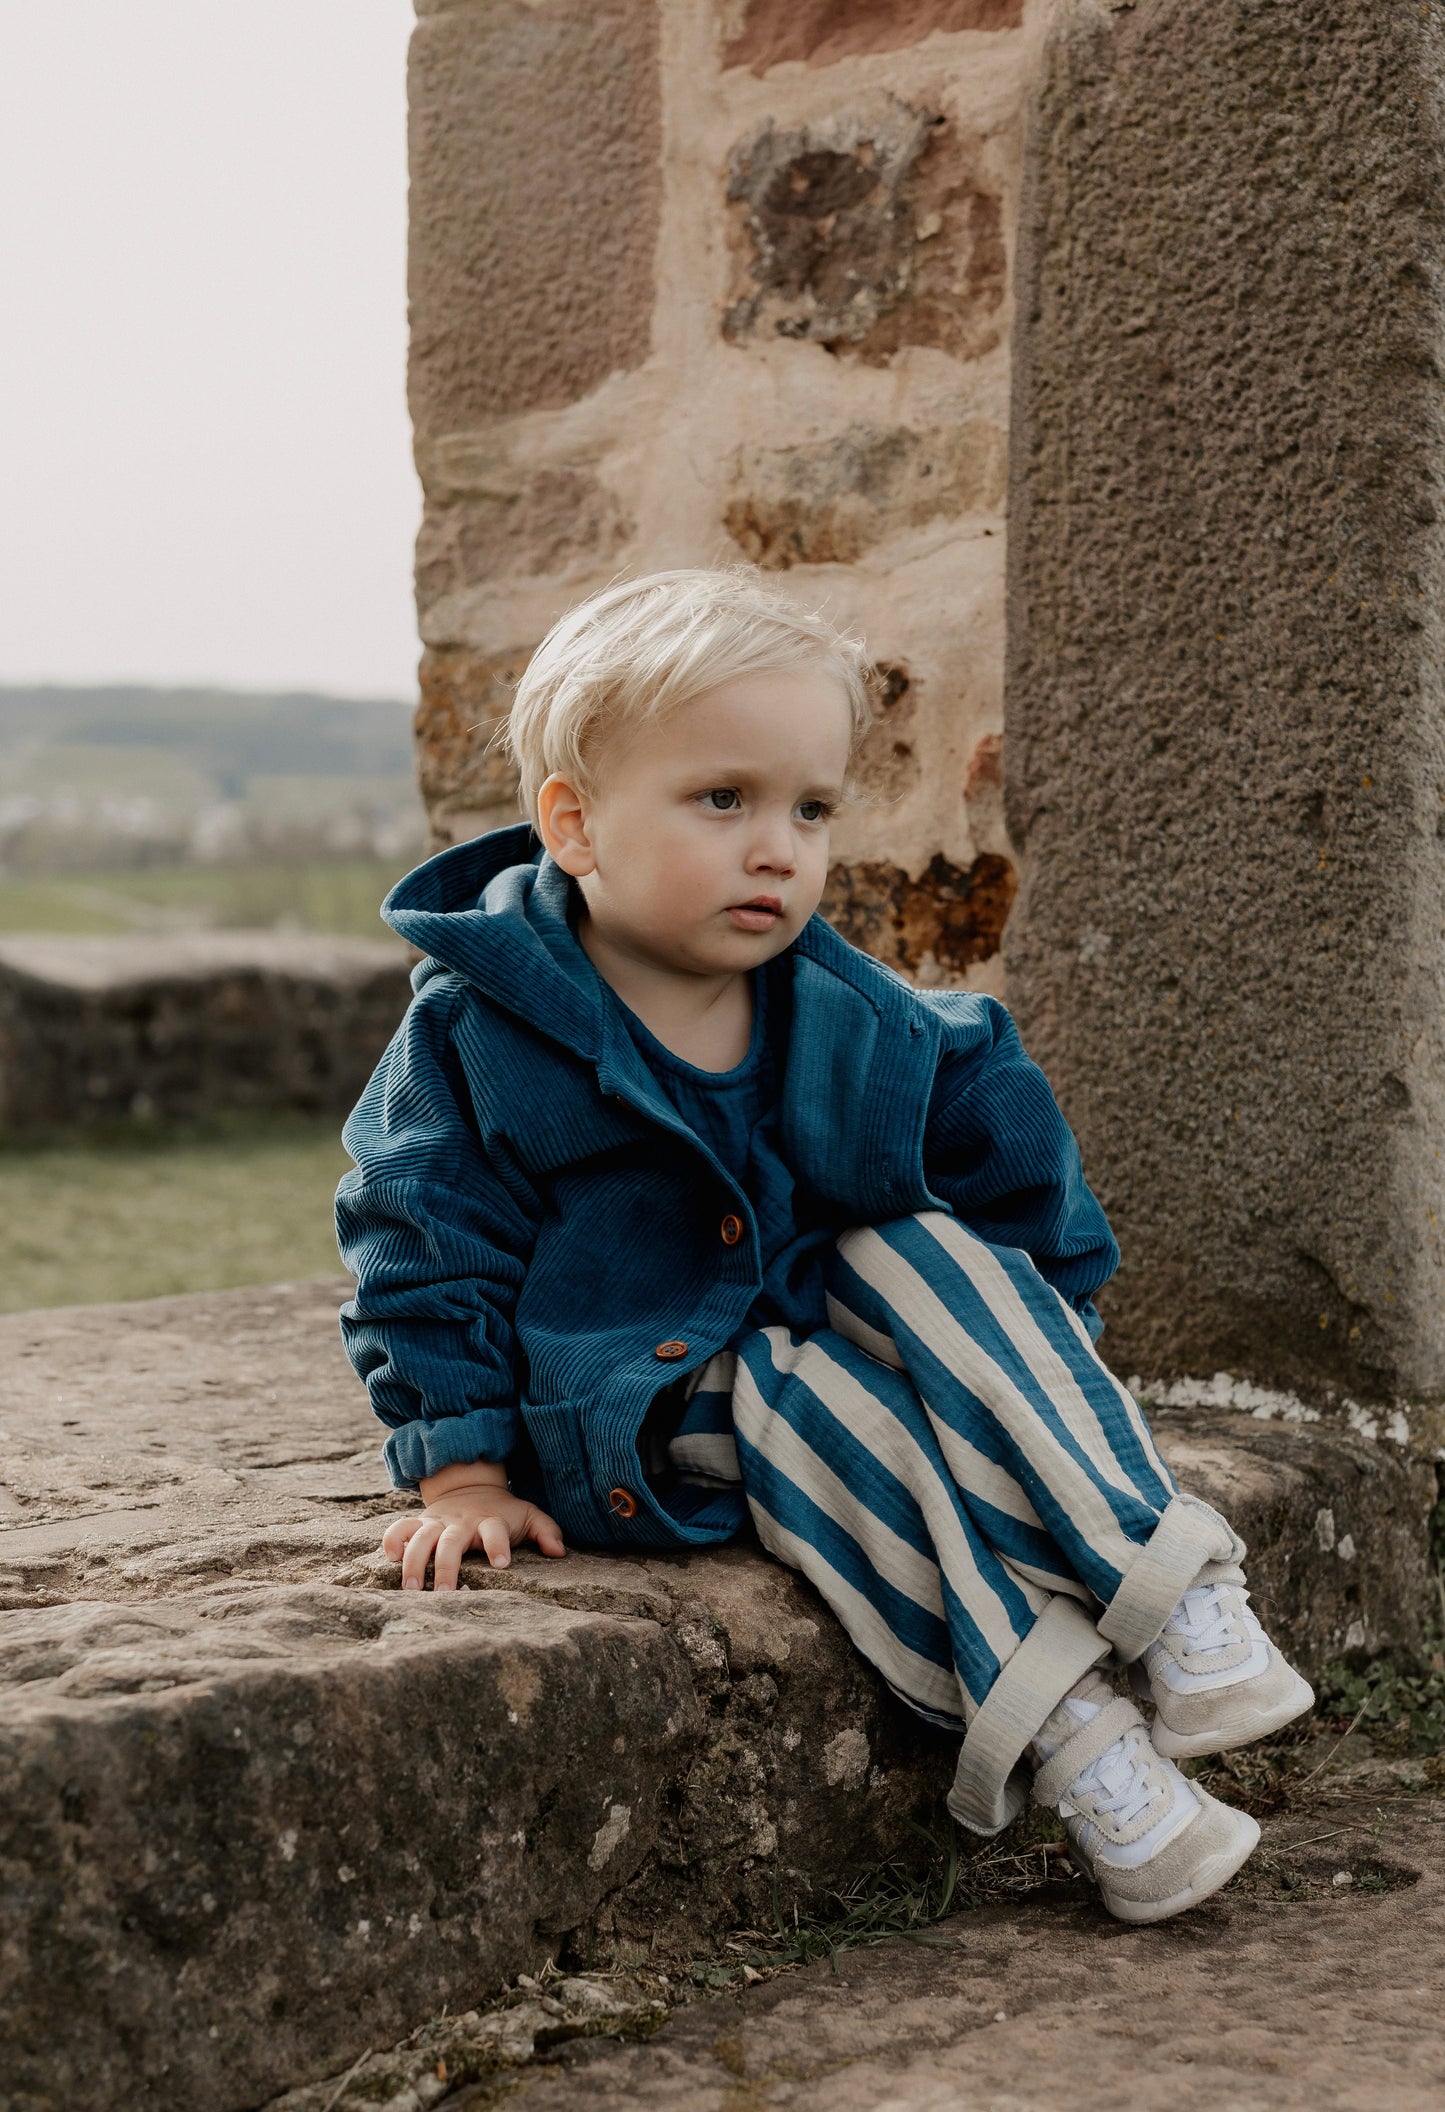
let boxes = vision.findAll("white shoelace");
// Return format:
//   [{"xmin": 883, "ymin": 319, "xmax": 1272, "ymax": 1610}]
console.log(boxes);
[
  {"xmin": 1073, "ymin": 1731, "xmax": 1166, "ymax": 1832},
  {"xmin": 1166, "ymin": 1582, "xmax": 1248, "ymax": 1655}
]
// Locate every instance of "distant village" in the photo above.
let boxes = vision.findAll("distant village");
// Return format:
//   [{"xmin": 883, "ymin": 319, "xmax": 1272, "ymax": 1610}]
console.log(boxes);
[{"xmin": 0, "ymin": 685, "xmax": 425, "ymax": 878}]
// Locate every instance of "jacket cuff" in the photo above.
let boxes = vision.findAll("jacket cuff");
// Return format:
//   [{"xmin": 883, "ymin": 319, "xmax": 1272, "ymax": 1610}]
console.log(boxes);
[{"xmin": 381, "ymin": 1406, "xmax": 520, "ymax": 1491}]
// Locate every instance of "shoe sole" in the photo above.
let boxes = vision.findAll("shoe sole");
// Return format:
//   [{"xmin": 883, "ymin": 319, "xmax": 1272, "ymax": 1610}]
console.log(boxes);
[
  {"xmin": 1150, "ymin": 1669, "xmax": 1316, "ymax": 1760},
  {"xmin": 1096, "ymin": 1812, "xmax": 1262, "ymax": 1925}
]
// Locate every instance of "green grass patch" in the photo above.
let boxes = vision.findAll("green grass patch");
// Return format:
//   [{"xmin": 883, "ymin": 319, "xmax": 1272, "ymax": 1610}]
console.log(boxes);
[
  {"xmin": 697, "ymin": 1811, "xmax": 1077, "ymax": 1986},
  {"xmin": 0, "ymin": 856, "xmax": 413, "ymax": 939},
  {"xmin": 1313, "ymin": 1651, "xmax": 1445, "ymax": 1758},
  {"xmin": 1194, "ymin": 1618, "xmax": 1445, "ymax": 1816},
  {"xmin": 0, "ymin": 1116, "xmax": 354, "ymax": 1311}
]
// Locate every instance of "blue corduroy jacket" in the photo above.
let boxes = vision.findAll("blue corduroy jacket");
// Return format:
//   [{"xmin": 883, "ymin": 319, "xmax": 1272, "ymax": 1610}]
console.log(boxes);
[{"xmin": 335, "ymin": 825, "xmax": 1119, "ymax": 1552}]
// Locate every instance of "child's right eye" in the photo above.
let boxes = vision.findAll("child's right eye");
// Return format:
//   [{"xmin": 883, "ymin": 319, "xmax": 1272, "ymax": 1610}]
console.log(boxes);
[{"xmin": 701, "ymin": 788, "xmax": 740, "ymax": 811}]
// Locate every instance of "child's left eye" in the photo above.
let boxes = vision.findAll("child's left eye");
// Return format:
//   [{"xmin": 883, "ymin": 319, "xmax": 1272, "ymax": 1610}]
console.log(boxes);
[
  {"xmin": 702, "ymin": 788, "xmax": 740, "ymax": 811},
  {"xmin": 796, "ymin": 799, "xmax": 831, "ymax": 823}
]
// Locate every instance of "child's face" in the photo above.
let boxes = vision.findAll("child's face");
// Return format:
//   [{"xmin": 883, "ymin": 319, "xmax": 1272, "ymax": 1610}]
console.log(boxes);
[{"xmin": 541, "ymin": 668, "xmax": 854, "ymax": 979}]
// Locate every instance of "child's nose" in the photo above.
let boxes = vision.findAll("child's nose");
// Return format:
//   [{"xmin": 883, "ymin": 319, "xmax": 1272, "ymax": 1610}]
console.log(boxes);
[{"xmin": 748, "ymin": 832, "xmax": 796, "ymax": 876}]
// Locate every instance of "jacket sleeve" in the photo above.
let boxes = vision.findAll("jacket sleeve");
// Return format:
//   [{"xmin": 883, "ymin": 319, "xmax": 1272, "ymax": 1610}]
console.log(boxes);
[
  {"xmin": 922, "ymin": 998, "xmax": 1119, "ymax": 1340},
  {"xmin": 335, "ymin": 984, "xmax": 542, "ymax": 1489}
]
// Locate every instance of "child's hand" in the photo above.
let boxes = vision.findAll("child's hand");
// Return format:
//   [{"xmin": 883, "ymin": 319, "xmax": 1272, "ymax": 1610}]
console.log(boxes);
[{"xmin": 383, "ymin": 1462, "xmax": 566, "ymax": 1590}]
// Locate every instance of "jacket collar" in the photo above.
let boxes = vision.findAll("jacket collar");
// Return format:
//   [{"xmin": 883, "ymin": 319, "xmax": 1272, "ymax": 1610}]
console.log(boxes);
[
  {"xmin": 381, "ymin": 825, "xmax": 606, "ymax": 1062},
  {"xmin": 381, "ymin": 824, "xmax": 936, "ymax": 1210}
]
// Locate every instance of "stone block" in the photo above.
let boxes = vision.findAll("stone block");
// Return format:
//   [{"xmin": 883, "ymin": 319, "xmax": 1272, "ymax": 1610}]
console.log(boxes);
[
  {"xmin": 415, "ymin": 467, "xmax": 630, "ymax": 607},
  {"xmin": 0, "ymin": 1284, "xmax": 955, "ymax": 2109},
  {"xmin": 1150, "ymin": 1406, "xmax": 1436, "ymax": 1676},
  {"xmin": 722, "ymin": 0, "xmax": 1024, "ymax": 75},
  {"xmin": 0, "ymin": 1280, "xmax": 1434, "ymax": 2105},
  {"xmin": 0, "ymin": 1585, "xmax": 697, "ymax": 2112},
  {"xmin": 407, "ymin": 0, "xmax": 660, "ymax": 435},
  {"xmin": 723, "ymin": 97, "xmax": 1006, "ymax": 363},
  {"xmin": 414, "ymin": 645, "xmax": 529, "ymax": 849},
  {"xmin": 1004, "ymin": 0, "xmax": 1445, "ymax": 1398},
  {"xmin": 0, "ymin": 934, "xmax": 410, "ymax": 1135},
  {"xmin": 723, "ymin": 420, "xmax": 1006, "ymax": 570}
]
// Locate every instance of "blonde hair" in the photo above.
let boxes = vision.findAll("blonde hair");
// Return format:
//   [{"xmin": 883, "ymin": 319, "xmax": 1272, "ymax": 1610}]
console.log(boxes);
[{"xmin": 501, "ymin": 567, "xmax": 874, "ymax": 825}]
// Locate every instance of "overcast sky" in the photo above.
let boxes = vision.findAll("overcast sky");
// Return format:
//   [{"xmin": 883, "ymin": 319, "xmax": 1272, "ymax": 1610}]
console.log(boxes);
[{"xmin": 0, "ymin": 1, "xmax": 420, "ymax": 700}]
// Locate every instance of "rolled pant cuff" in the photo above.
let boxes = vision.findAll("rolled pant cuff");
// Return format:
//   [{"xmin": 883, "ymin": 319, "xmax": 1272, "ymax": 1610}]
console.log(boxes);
[
  {"xmin": 946, "ymin": 1596, "xmax": 1111, "ymax": 1836},
  {"xmin": 1096, "ymin": 1491, "xmax": 1247, "ymax": 1663}
]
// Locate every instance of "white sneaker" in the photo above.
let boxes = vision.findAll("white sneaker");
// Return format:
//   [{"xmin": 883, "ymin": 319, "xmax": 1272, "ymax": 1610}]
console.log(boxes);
[
  {"xmin": 1140, "ymin": 1581, "xmax": 1314, "ymax": 1760},
  {"xmin": 1032, "ymin": 1687, "xmax": 1259, "ymax": 1924}
]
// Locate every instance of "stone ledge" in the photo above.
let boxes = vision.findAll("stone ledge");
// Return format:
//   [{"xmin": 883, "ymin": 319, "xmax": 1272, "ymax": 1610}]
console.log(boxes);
[
  {"xmin": 1, "ymin": 1585, "xmax": 694, "ymax": 2112},
  {"xmin": 0, "ymin": 1280, "xmax": 1435, "ymax": 2110}
]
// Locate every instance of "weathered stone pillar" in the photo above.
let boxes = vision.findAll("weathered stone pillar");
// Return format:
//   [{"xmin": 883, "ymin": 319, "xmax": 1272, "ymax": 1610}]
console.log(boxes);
[
  {"xmin": 407, "ymin": 0, "xmax": 665, "ymax": 848},
  {"xmin": 1005, "ymin": 0, "xmax": 1445, "ymax": 1404},
  {"xmin": 406, "ymin": 0, "xmax": 1046, "ymax": 990}
]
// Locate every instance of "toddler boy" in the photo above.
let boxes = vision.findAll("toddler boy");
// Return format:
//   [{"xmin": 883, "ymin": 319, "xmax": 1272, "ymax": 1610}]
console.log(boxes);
[{"xmin": 337, "ymin": 568, "xmax": 1313, "ymax": 1924}]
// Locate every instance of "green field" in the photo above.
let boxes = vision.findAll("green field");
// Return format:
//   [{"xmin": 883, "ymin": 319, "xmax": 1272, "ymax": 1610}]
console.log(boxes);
[
  {"xmin": 0, "ymin": 856, "xmax": 414, "ymax": 939},
  {"xmin": 0, "ymin": 1117, "xmax": 356, "ymax": 1312}
]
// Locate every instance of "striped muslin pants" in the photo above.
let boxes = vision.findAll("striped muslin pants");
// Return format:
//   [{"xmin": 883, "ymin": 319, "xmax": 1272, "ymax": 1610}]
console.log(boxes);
[{"xmin": 674, "ymin": 1212, "xmax": 1246, "ymax": 1834}]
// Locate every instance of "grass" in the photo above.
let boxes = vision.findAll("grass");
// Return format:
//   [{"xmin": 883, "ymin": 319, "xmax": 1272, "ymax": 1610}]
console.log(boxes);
[
  {"xmin": 0, "ymin": 1115, "xmax": 354, "ymax": 1310},
  {"xmin": 695, "ymin": 1810, "xmax": 1077, "ymax": 1987},
  {"xmin": 712, "ymin": 1825, "xmax": 968, "ymax": 1978},
  {"xmin": 1189, "ymin": 1634, "xmax": 1445, "ymax": 1819},
  {"xmin": 0, "ymin": 856, "xmax": 414, "ymax": 939},
  {"xmin": 1307, "ymin": 1649, "xmax": 1445, "ymax": 1757}
]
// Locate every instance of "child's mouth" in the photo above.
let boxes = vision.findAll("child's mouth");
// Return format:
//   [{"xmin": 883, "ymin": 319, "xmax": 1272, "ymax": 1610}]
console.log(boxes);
[{"xmin": 728, "ymin": 898, "xmax": 783, "ymax": 932}]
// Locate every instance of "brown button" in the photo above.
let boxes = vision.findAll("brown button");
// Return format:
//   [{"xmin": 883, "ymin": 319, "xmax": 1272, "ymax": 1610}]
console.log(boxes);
[
  {"xmin": 608, "ymin": 1486, "xmax": 638, "ymax": 1519},
  {"xmin": 654, "ymin": 1339, "xmax": 688, "ymax": 1360},
  {"xmin": 720, "ymin": 1213, "xmax": 743, "ymax": 1246}
]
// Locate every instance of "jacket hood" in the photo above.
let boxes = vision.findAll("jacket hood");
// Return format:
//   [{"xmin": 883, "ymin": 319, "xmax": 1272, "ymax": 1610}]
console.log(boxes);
[{"xmin": 381, "ymin": 824, "xmax": 608, "ymax": 1059}]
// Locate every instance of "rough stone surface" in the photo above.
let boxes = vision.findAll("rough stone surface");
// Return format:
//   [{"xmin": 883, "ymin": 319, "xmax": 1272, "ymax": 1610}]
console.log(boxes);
[
  {"xmin": 722, "ymin": 0, "xmax": 1025, "ymax": 76},
  {"xmin": 1, "ymin": 1278, "xmax": 1436, "ymax": 2105},
  {"xmin": 723, "ymin": 97, "xmax": 1007, "ymax": 364},
  {"xmin": 0, "ymin": 1284, "xmax": 948, "ymax": 2109},
  {"xmin": 1146, "ymin": 1404, "xmax": 1436, "ymax": 1674},
  {"xmin": 405, "ymin": 0, "xmax": 1038, "ymax": 960},
  {"xmin": 407, "ymin": 0, "xmax": 661, "ymax": 434},
  {"xmin": 723, "ymin": 420, "xmax": 1005, "ymax": 570},
  {"xmin": 0, "ymin": 1586, "xmax": 694, "ymax": 2112},
  {"xmin": 431, "ymin": 1799, "xmax": 1445, "ymax": 2112},
  {"xmin": 414, "ymin": 645, "xmax": 529, "ymax": 850},
  {"xmin": 416, "ymin": 468, "xmax": 631, "ymax": 604},
  {"xmin": 0, "ymin": 934, "xmax": 410, "ymax": 1133},
  {"xmin": 1004, "ymin": 0, "xmax": 1445, "ymax": 1399},
  {"xmin": 268, "ymin": 1971, "xmax": 673, "ymax": 2110},
  {"xmin": 822, "ymin": 851, "xmax": 1017, "ymax": 981}
]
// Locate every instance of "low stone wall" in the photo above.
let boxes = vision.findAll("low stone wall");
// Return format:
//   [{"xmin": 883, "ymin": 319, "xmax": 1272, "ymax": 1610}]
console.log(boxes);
[
  {"xmin": 0, "ymin": 1279, "xmax": 1436, "ymax": 2109},
  {"xmin": 0, "ymin": 933, "xmax": 412, "ymax": 1134}
]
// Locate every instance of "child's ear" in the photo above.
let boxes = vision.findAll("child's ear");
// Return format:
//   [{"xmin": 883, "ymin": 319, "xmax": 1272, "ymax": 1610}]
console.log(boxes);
[{"xmin": 536, "ymin": 772, "xmax": 597, "ymax": 876}]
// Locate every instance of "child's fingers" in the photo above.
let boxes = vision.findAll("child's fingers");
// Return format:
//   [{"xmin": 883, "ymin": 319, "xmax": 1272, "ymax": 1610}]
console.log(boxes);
[
  {"xmin": 479, "ymin": 1514, "xmax": 513, "ymax": 1570},
  {"xmin": 400, "ymin": 1516, "xmax": 445, "ymax": 1591},
  {"xmin": 524, "ymin": 1508, "xmax": 567, "ymax": 1559},
  {"xmin": 381, "ymin": 1514, "xmax": 421, "ymax": 1560},
  {"xmin": 429, "ymin": 1523, "xmax": 472, "ymax": 1592}
]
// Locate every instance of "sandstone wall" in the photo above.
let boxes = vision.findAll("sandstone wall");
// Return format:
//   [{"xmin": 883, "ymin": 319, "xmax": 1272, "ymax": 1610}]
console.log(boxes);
[{"xmin": 407, "ymin": 0, "xmax": 1050, "ymax": 988}]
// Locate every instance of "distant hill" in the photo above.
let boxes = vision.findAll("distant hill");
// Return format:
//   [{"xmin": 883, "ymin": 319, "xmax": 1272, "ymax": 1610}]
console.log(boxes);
[
  {"xmin": 0, "ymin": 684, "xmax": 414, "ymax": 786},
  {"xmin": 0, "ymin": 684, "xmax": 425, "ymax": 872}
]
